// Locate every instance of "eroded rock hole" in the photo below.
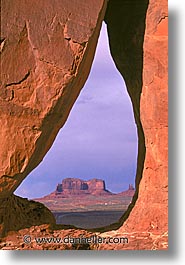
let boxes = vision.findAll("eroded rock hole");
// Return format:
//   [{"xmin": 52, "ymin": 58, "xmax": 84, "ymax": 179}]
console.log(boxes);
[{"xmin": 15, "ymin": 22, "xmax": 138, "ymax": 230}]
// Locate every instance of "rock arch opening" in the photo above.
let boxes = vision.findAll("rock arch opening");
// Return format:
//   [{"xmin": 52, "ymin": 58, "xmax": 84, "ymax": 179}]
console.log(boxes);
[
  {"xmin": 0, "ymin": 0, "xmax": 151, "ymax": 239},
  {"xmin": 15, "ymin": 21, "xmax": 138, "ymax": 230}
]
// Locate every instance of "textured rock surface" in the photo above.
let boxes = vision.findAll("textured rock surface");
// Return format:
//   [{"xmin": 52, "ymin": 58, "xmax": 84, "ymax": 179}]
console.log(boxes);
[
  {"xmin": 0, "ymin": 195, "xmax": 55, "ymax": 238},
  {"xmin": 120, "ymin": 0, "xmax": 168, "ymax": 234},
  {"xmin": 0, "ymin": 0, "xmax": 168, "ymax": 250},
  {"xmin": 0, "ymin": 224, "xmax": 168, "ymax": 250},
  {"xmin": 0, "ymin": 0, "xmax": 107, "ymax": 198},
  {"xmin": 103, "ymin": 0, "xmax": 168, "ymax": 242}
]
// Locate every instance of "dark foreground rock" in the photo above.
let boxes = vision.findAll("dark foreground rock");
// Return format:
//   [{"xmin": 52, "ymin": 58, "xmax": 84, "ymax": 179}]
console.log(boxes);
[{"xmin": 0, "ymin": 195, "xmax": 55, "ymax": 238}]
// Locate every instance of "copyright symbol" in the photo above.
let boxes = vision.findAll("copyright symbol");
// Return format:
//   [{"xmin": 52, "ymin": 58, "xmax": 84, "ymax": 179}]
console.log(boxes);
[{"xmin": 23, "ymin": 235, "xmax": 32, "ymax": 244}]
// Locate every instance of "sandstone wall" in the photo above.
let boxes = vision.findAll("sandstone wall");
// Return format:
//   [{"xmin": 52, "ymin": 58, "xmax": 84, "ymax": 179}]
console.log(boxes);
[
  {"xmin": 0, "ymin": 0, "xmax": 168, "ymax": 250},
  {"xmin": 122, "ymin": 0, "xmax": 168, "ymax": 234},
  {"xmin": 97, "ymin": 0, "xmax": 168, "ymax": 250},
  {"xmin": 0, "ymin": 0, "xmax": 107, "ymax": 198}
]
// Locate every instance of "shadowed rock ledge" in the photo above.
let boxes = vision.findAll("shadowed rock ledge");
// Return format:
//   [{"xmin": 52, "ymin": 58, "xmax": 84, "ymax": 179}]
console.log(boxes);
[{"xmin": 0, "ymin": 195, "xmax": 55, "ymax": 238}]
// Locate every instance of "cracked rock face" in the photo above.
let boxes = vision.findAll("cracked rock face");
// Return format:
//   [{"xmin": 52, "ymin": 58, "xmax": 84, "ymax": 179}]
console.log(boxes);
[
  {"xmin": 0, "ymin": 0, "xmax": 107, "ymax": 198},
  {"xmin": 0, "ymin": 0, "xmax": 168, "ymax": 250}
]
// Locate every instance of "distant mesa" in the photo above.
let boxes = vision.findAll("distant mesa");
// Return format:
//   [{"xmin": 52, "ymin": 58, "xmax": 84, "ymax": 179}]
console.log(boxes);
[
  {"xmin": 55, "ymin": 178, "xmax": 111, "ymax": 197},
  {"xmin": 40, "ymin": 178, "xmax": 135, "ymax": 199},
  {"xmin": 36, "ymin": 178, "xmax": 135, "ymax": 213},
  {"xmin": 118, "ymin": 184, "xmax": 135, "ymax": 197}
]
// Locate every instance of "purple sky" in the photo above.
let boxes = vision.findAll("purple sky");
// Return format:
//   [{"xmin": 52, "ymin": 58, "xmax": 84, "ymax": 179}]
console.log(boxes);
[{"xmin": 15, "ymin": 22, "xmax": 138, "ymax": 199}]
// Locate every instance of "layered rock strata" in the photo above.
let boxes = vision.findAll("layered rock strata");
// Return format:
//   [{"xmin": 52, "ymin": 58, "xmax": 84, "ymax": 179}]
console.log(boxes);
[{"xmin": 55, "ymin": 178, "xmax": 110, "ymax": 196}]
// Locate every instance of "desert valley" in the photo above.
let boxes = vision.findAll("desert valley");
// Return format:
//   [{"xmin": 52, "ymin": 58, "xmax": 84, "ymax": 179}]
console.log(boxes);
[{"xmin": 35, "ymin": 178, "xmax": 135, "ymax": 229}]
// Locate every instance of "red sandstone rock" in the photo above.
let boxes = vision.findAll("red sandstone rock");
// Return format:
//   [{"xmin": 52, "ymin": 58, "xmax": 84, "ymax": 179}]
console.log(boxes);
[
  {"xmin": 56, "ymin": 177, "xmax": 109, "ymax": 195},
  {"xmin": 0, "ymin": 0, "xmax": 168, "ymax": 250},
  {"xmin": 42, "ymin": 178, "xmax": 134, "ymax": 198},
  {"xmin": 118, "ymin": 184, "xmax": 135, "ymax": 197},
  {"xmin": 40, "ymin": 178, "xmax": 114, "ymax": 198},
  {"xmin": 103, "ymin": 0, "xmax": 168, "ymax": 246},
  {"xmin": 0, "ymin": 224, "xmax": 168, "ymax": 250},
  {"xmin": 121, "ymin": 0, "xmax": 168, "ymax": 235},
  {"xmin": 35, "ymin": 180, "xmax": 134, "ymax": 213},
  {"xmin": 0, "ymin": 0, "xmax": 107, "ymax": 198}
]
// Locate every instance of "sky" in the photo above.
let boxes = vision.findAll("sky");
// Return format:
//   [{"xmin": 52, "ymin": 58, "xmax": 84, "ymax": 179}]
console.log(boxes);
[{"xmin": 15, "ymin": 22, "xmax": 138, "ymax": 199}]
